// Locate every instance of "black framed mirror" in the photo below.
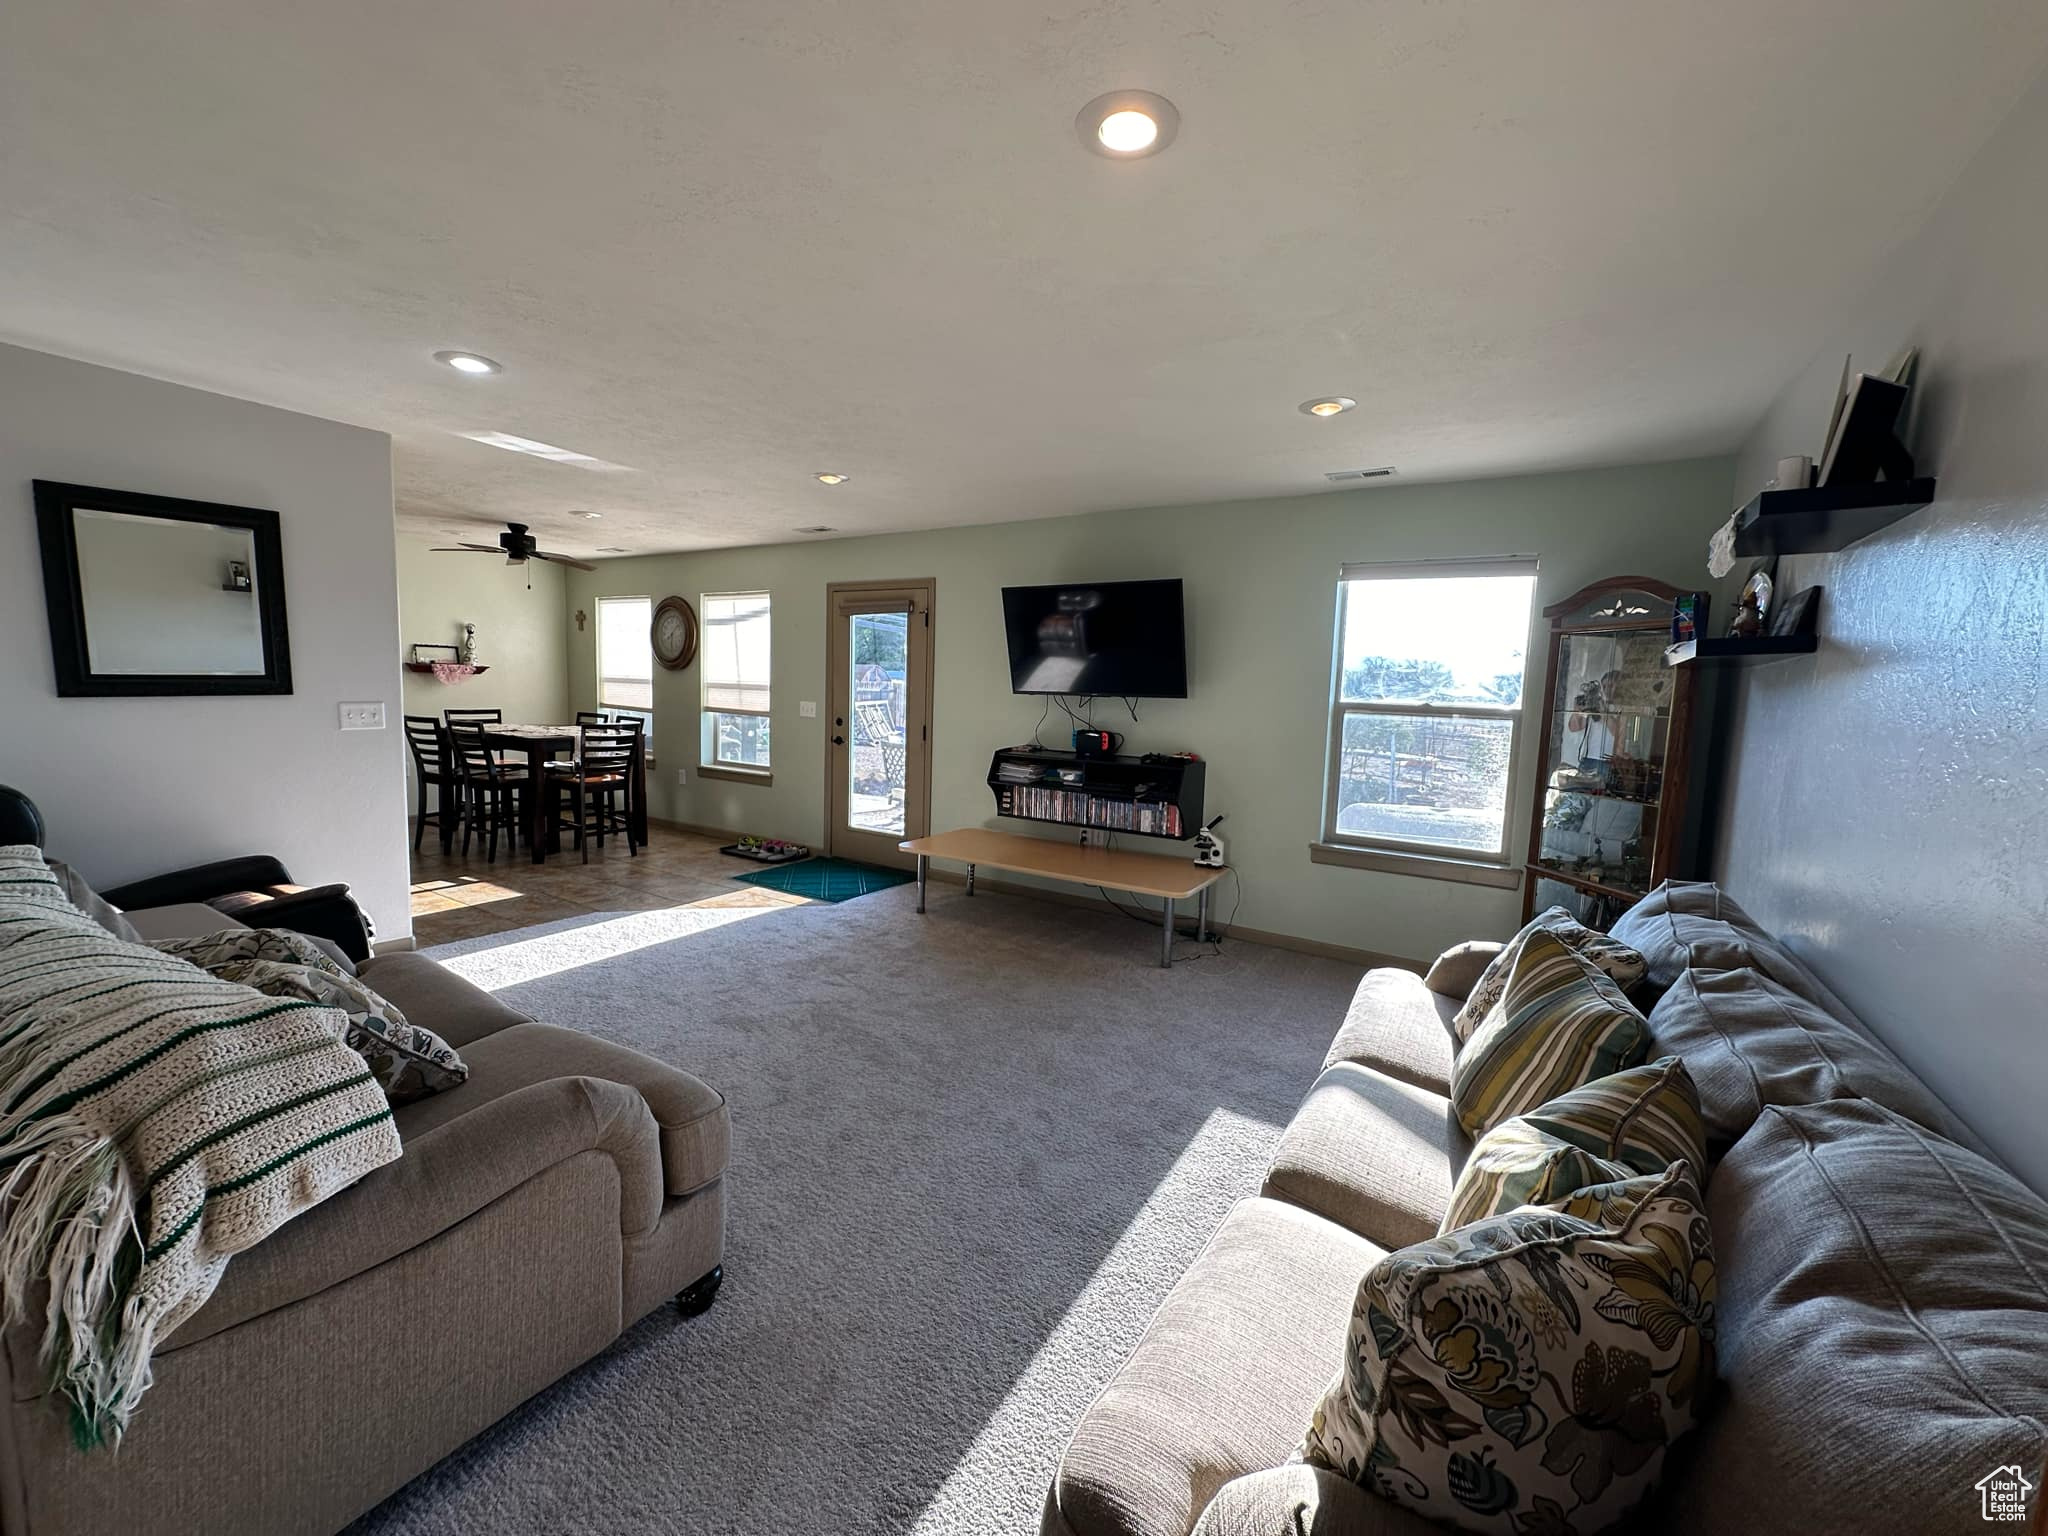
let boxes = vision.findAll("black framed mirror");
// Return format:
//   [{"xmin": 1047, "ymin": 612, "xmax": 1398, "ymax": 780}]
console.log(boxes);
[{"xmin": 33, "ymin": 481, "xmax": 293, "ymax": 697}]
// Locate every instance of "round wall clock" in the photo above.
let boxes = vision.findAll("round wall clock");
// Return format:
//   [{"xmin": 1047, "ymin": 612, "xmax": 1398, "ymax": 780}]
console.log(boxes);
[{"xmin": 651, "ymin": 595, "xmax": 699, "ymax": 671}]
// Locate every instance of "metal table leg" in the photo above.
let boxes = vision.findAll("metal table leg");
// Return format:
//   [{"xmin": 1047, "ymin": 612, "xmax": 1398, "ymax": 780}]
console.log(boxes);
[
  {"xmin": 966, "ymin": 863, "xmax": 976, "ymax": 896},
  {"xmin": 1197, "ymin": 884, "xmax": 1211, "ymax": 944},
  {"xmin": 916, "ymin": 854, "xmax": 928, "ymax": 913},
  {"xmin": 1160, "ymin": 896, "xmax": 1176, "ymax": 968}
]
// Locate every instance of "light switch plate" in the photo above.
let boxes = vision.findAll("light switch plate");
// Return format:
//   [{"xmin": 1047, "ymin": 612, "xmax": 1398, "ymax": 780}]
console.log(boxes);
[
  {"xmin": 799, "ymin": 701, "xmax": 818, "ymax": 718},
  {"xmin": 338, "ymin": 702, "xmax": 386, "ymax": 731},
  {"xmin": 676, "ymin": 767, "xmax": 688, "ymax": 785}
]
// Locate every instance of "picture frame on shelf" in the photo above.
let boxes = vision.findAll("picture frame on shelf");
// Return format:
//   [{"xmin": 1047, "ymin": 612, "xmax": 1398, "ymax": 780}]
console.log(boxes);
[{"xmin": 1766, "ymin": 584, "xmax": 1822, "ymax": 638}]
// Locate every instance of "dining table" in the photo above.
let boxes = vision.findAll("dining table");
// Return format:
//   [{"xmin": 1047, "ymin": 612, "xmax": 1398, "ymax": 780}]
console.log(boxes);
[{"xmin": 480, "ymin": 723, "xmax": 650, "ymax": 865}]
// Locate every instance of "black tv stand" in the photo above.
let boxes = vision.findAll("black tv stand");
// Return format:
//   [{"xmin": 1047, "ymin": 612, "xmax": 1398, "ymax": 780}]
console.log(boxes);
[{"xmin": 987, "ymin": 747, "xmax": 1205, "ymax": 840}]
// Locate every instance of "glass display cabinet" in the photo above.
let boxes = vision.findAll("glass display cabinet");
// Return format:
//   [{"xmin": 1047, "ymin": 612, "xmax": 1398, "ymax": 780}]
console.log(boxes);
[{"xmin": 1523, "ymin": 576, "xmax": 1696, "ymax": 929}]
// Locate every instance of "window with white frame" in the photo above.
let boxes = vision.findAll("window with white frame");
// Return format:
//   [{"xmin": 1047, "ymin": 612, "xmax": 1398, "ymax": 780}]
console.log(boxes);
[
  {"xmin": 702, "ymin": 591, "xmax": 771, "ymax": 770},
  {"xmin": 1321, "ymin": 560, "xmax": 1537, "ymax": 861},
  {"xmin": 597, "ymin": 596, "xmax": 654, "ymax": 739}
]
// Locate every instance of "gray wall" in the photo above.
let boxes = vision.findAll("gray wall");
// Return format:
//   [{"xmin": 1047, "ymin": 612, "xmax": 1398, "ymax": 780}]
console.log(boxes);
[
  {"xmin": 1714, "ymin": 69, "xmax": 2048, "ymax": 1191},
  {"xmin": 0, "ymin": 342, "xmax": 413, "ymax": 941},
  {"xmin": 564, "ymin": 457, "xmax": 1732, "ymax": 966}
]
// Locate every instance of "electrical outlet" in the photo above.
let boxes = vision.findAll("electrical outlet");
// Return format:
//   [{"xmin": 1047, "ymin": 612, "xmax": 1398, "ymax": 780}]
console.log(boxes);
[
  {"xmin": 338, "ymin": 702, "xmax": 386, "ymax": 731},
  {"xmin": 799, "ymin": 700, "xmax": 818, "ymax": 718},
  {"xmin": 676, "ymin": 767, "xmax": 688, "ymax": 786}
]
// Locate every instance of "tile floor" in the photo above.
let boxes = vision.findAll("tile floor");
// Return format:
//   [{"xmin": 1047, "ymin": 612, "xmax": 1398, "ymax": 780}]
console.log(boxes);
[{"xmin": 407, "ymin": 822, "xmax": 812, "ymax": 945}]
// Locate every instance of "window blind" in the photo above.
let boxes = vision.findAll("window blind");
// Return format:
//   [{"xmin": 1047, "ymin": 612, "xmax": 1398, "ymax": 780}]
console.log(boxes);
[
  {"xmin": 597, "ymin": 596, "xmax": 653, "ymax": 711},
  {"xmin": 703, "ymin": 592, "xmax": 771, "ymax": 713}
]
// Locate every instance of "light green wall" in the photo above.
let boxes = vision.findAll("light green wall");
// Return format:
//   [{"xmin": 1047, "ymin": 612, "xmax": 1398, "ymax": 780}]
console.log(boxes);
[
  {"xmin": 396, "ymin": 534, "xmax": 569, "ymax": 809},
  {"xmin": 564, "ymin": 457, "xmax": 1732, "ymax": 961}
]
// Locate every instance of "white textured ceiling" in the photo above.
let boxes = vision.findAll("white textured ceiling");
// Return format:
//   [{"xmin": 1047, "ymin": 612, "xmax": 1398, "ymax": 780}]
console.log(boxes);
[{"xmin": 3, "ymin": 2, "xmax": 2045, "ymax": 557}]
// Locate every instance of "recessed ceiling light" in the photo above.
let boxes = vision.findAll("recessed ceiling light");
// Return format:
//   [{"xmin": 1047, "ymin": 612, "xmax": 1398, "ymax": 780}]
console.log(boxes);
[
  {"xmin": 573, "ymin": 510, "xmax": 603, "ymax": 519},
  {"xmin": 1077, "ymin": 90, "xmax": 1179, "ymax": 159},
  {"xmin": 814, "ymin": 472, "xmax": 850, "ymax": 486},
  {"xmin": 434, "ymin": 350, "xmax": 502, "ymax": 375},
  {"xmin": 596, "ymin": 546, "xmax": 630, "ymax": 554},
  {"xmin": 795, "ymin": 525, "xmax": 837, "ymax": 534},
  {"xmin": 1299, "ymin": 396, "xmax": 1357, "ymax": 418}
]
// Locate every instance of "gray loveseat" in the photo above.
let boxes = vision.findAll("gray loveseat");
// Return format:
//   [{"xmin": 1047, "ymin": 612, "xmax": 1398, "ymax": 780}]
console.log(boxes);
[
  {"xmin": 0, "ymin": 888, "xmax": 730, "ymax": 1536},
  {"xmin": 1042, "ymin": 881, "xmax": 2046, "ymax": 1536}
]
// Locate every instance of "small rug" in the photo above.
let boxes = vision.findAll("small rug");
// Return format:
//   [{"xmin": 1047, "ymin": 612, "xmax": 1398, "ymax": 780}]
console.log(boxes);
[{"xmin": 730, "ymin": 857, "xmax": 914, "ymax": 902}]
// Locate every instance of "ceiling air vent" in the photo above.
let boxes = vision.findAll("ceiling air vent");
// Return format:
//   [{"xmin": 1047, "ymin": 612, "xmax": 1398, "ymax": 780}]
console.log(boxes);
[{"xmin": 1325, "ymin": 467, "xmax": 1398, "ymax": 483}]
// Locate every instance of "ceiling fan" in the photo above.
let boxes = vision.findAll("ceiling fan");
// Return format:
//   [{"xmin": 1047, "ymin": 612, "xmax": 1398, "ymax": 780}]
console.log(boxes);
[{"xmin": 430, "ymin": 522, "xmax": 596, "ymax": 572}]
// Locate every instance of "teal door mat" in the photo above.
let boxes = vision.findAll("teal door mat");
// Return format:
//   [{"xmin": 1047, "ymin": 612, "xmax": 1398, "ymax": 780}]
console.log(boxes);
[{"xmin": 730, "ymin": 857, "xmax": 915, "ymax": 902}]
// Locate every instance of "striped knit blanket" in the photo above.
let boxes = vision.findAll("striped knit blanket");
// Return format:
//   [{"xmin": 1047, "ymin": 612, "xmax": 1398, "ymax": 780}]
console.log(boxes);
[{"xmin": 0, "ymin": 846, "xmax": 401, "ymax": 1444}]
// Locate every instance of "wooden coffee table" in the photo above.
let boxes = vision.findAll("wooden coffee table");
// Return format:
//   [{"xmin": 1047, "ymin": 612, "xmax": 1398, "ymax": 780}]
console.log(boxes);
[{"xmin": 899, "ymin": 827, "xmax": 1225, "ymax": 968}]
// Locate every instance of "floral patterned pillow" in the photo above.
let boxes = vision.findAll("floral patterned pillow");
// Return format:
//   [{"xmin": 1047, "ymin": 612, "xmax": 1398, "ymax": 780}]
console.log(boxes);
[
  {"xmin": 153, "ymin": 929, "xmax": 467, "ymax": 1104},
  {"xmin": 1305, "ymin": 1163, "xmax": 1717, "ymax": 1535},
  {"xmin": 1453, "ymin": 908, "xmax": 1648, "ymax": 1045}
]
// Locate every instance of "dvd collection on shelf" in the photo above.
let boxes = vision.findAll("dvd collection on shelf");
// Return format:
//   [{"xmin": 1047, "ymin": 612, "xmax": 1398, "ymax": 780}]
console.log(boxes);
[{"xmin": 995, "ymin": 784, "xmax": 1183, "ymax": 838}]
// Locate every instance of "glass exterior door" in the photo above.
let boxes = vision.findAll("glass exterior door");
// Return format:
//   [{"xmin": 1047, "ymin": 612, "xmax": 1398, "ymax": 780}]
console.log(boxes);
[
  {"xmin": 845, "ymin": 609, "xmax": 910, "ymax": 837},
  {"xmin": 826, "ymin": 582, "xmax": 933, "ymax": 866}
]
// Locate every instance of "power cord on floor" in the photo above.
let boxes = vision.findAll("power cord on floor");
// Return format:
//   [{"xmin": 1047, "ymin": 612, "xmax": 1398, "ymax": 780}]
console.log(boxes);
[{"xmin": 1092, "ymin": 864, "xmax": 1241, "ymax": 965}]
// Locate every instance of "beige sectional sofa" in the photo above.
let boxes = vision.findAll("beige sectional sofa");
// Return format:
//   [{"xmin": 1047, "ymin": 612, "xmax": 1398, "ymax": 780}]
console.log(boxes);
[
  {"xmin": 1042, "ymin": 881, "xmax": 2048, "ymax": 1536},
  {"xmin": 1, "ymin": 900, "xmax": 730, "ymax": 1536}
]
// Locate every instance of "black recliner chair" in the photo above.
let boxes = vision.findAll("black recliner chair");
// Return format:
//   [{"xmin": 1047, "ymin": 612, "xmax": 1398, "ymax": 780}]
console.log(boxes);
[{"xmin": 0, "ymin": 784, "xmax": 376, "ymax": 962}]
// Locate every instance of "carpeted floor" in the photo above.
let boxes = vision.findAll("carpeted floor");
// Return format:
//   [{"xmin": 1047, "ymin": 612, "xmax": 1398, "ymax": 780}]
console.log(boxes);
[{"xmin": 348, "ymin": 879, "xmax": 1364, "ymax": 1536}]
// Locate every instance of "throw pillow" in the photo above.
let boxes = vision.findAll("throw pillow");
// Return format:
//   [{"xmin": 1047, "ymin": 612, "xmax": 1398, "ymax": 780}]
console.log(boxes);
[
  {"xmin": 1451, "ymin": 929, "xmax": 1649, "ymax": 1138},
  {"xmin": 1453, "ymin": 907, "xmax": 1647, "ymax": 1043},
  {"xmin": 150, "ymin": 925, "xmax": 349, "ymax": 977},
  {"xmin": 44, "ymin": 857, "xmax": 144, "ymax": 943},
  {"xmin": 1304, "ymin": 1163, "xmax": 1718, "ymax": 1536},
  {"xmin": 1423, "ymin": 941, "xmax": 1504, "ymax": 1004},
  {"xmin": 154, "ymin": 930, "xmax": 466, "ymax": 1103},
  {"xmin": 1441, "ymin": 1057, "xmax": 1706, "ymax": 1232}
]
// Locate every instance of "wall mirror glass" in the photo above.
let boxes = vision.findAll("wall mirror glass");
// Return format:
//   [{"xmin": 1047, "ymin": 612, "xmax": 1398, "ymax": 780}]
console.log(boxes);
[{"xmin": 33, "ymin": 481, "xmax": 293, "ymax": 696}]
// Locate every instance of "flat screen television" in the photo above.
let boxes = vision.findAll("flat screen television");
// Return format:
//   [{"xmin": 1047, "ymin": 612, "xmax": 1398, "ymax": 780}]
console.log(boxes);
[{"xmin": 1000, "ymin": 578, "xmax": 1187, "ymax": 697}]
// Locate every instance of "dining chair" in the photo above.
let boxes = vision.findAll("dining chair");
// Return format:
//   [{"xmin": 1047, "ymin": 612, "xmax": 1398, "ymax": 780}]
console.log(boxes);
[
  {"xmin": 449, "ymin": 724, "xmax": 527, "ymax": 864},
  {"xmin": 402, "ymin": 715, "xmax": 461, "ymax": 852},
  {"xmin": 548, "ymin": 724, "xmax": 638, "ymax": 862},
  {"xmin": 445, "ymin": 706, "xmax": 519, "ymax": 767},
  {"xmin": 574, "ymin": 710, "xmax": 612, "ymax": 729}
]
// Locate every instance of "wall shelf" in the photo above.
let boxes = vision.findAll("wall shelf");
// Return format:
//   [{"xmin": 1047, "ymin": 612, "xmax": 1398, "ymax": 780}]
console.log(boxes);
[
  {"xmin": 1664, "ymin": 635, "xmax": 1817, "ymax": 667},
  {"xmin": 987, "ymin": 747, "xmax": 1204, "ymax": 840},
  {"xmin": 1729, "ymin": 477, "xmax": 1935, "ymax": 557}
]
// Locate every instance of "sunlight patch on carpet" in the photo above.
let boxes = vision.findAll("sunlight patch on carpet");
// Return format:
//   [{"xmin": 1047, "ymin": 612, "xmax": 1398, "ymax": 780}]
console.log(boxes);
[
  {"xmin": 433, "ymin": 904, "xmax": 779, "ymax": 991},
  {"xmin": 908, "ymin": 1106, "xmax": 1282, "ymax": 1534}
]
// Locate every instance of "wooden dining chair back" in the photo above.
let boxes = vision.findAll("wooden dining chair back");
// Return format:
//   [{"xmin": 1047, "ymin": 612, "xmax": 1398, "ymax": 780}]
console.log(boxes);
[
  {"xmin": 552, "ymin": 724, "xmax": 639, "ymax": 862},
  {"xmin": 443, "ymin": 707, "xmax": 504, "ymax": 728},
  {"xmin": 448, "ymin": 724, "xmax": 525, "ymax": 864},
  {"xmin": 574, "ymin": 710, "xmax": 612, "ymax": 729},
  {"xmin": 403, "ymin": 715, "xmax": 462, "ymax": 852}
]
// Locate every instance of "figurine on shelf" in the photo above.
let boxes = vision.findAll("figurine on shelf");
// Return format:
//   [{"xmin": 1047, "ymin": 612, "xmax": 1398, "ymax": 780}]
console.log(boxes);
[
  {"xmin": 1730, "ymin": 592, "xmax": 1764, "ymax": 638},
  {"xmin": 460, "ymin": 623, "xmax": 479, "ymax": 664}
]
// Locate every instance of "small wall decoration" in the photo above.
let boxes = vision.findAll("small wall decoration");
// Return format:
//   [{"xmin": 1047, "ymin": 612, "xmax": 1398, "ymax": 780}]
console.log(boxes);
[
  {"xmin": 461, "ymin": 622, "xmax": 478, "ymax": 664},
  {"xmin": 575, "ymin": 609, "xmax": 588, "ymax": 632},
  {"xmin": 223, "ymin": 558, "xmax": 252, "ymax": 592}
]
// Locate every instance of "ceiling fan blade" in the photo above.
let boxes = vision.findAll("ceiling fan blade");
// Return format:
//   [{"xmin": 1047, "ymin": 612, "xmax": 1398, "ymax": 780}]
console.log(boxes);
[
  {"xmin": 429, "ymin": 544, "xmax": 506, "ymax": 553},
  {"xmin": 532, "ymin": 550, "xmax": 598, "ymax": 571}
]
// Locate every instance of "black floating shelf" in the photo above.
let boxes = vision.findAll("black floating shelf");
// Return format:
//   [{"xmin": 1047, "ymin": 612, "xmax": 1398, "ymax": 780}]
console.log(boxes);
[
  {"xmin": 1664, "ymin": 635, "xmax": 1818, "ymax": 668},
  {"xmin": 1730, "ymin": 477, "xmax": 1934, "ymax": 558}
]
